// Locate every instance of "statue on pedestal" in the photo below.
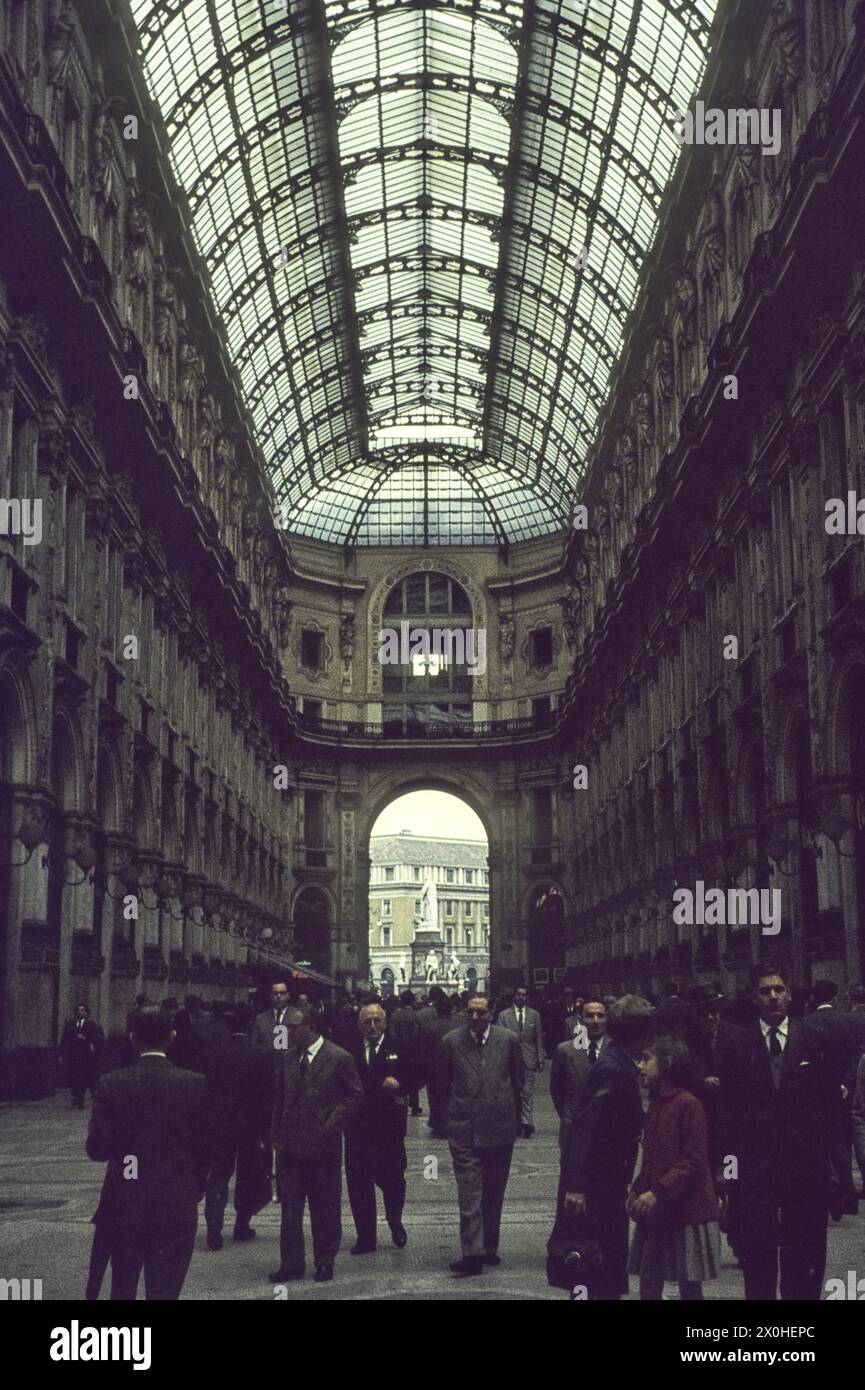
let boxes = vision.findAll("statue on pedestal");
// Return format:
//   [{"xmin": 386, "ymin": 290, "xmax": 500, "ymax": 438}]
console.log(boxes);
[{"xmin": 424, "ymin": 950, "xmax": 440, "ymax": 983}]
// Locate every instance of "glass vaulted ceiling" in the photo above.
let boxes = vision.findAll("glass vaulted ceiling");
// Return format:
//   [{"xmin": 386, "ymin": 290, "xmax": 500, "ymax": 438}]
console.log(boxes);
[{"xmin": 129, "ymin": 0, "xmax": 718, "ymax": 546}]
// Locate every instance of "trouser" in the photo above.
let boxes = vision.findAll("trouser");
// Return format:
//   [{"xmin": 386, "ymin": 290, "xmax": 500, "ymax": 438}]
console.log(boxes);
[
  {"xmin": 733, "ymin": 1189, "xmax": 828, "ymax": 1300},
  {"xmin": 519, "ymin": 1069, "xmax": 537, "ymax": 1127},
  {"xmin": 449, "ymin": 1141, "xmax": 513, "ymax": 1258},
  {"xmin": 69, "ymin": 1060, "xmax": 96, "ymax": 1106},
  {"xmin": 106, "ymin": 1217, "xmax": 197, "ymax": 1301},
  {"xmin": 277, "ymin": 1149, "xmax": 342, "ymax": 1269},
  {"xmin": 345, "ymin": 1134, "xmax": 407, "ymax": 1245},
  {"xmin": 427, "ymin": 1077, "xmax": 448, "ymax": 1133},
  {"xmin": 204, "ymin": 1130, "xmax": 270, "ymax": 1231}
]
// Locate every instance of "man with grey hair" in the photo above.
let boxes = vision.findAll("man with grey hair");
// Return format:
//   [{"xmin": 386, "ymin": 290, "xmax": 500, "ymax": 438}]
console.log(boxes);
[
  {"xmin": 270, "ymin": 1004, "xmax": 362, "ymax": 1284},
  {"xmin": 562, "ymin": 994, "xmax": 654, "ymax": 1299},
  {"xmin": 439, "ymin": 994, "xmax": 525, "ymax": 1276},
  {"xmin": 344, "ymin": 1002, "xmax": 412, "ymax": 1254}
]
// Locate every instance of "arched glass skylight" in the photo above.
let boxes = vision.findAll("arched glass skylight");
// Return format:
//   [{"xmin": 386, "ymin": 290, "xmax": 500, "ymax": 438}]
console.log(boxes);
[{"xmin": 129, "ymin": 0, "xmax": 718, "ymax": 545}]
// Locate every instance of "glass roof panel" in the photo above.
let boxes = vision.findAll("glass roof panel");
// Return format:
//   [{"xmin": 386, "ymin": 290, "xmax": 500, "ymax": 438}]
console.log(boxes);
[{"xmin": 130, "ymin": 0, "xmax": 717, "ymax": 545}]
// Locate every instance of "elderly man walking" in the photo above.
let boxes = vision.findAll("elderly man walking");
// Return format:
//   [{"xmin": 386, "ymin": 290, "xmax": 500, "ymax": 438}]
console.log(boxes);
[
  {"xmin": 344, "ymin": 1002, "xmax": 412, "ymax": 1254},
  {"xmin": 439, "ymin": 994, "xmax": 525, "ymax": 1276}
]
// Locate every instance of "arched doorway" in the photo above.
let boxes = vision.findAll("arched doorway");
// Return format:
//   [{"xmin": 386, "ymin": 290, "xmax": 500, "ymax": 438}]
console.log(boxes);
[
  {"xmin": 367, "ymin": 789, "xmax": 489, "ymax": 996},
  {"xmin": 292, "ymin": 885, "xmax": 331, "ymax": 976}
]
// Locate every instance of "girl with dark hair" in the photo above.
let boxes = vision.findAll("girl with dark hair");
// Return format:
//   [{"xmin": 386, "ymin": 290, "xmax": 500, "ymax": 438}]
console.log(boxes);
[{"xmin": 627, "ymin": 1034, "xmax": 721, "ymax": 1301}]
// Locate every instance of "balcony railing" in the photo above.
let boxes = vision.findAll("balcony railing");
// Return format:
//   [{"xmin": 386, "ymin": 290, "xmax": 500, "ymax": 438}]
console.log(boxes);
[{"xmin": 297, "ymin": 713, "xmax": 542, "ymax": 740}]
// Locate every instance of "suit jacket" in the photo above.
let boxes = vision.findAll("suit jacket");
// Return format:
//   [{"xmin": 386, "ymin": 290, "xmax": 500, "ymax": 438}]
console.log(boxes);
[
  {"xmin": 716, "ymin": 1018, "xmax": 842, "ymax": 1196},
  {"xmin": 852, "ymin": 1054, "xmax": 865, "ymax": 1176},
  {"xmin": 689, "ymin": 1019, "xmax": 742, "ymax": 1167},
  {"xmin": 549, "ymin": 1039, "xmax": 591, "ymax": 1147},
  {"xmin": 801, "ymin": 1007, "xmax": 865, "ymax": 1089},
  {"xmin": 497, "ymin": 1006, "xmax": 544, "ymax": 1071},
  {"xmin": 250, "ymin": 1008, "xmax": 289, "ymax": 1053},
  {"xmin": 62, "ymin": 1018, "xmax": 103, "ymax": 1060},
  {"xmin": 345, "ymin": 1030, "xmax": 412, "ymax": 1146},
  {"xmin": 561, "ymin": 1043, "xmax": 644, "ymax": 1203},
  {"xmin": 439, "ymin": 1024, "xmax": 525, "ymax": 1149},
  {"xmin": 272, "ymin": 1039, "xmax": 363, "ymax": 1158},
  {"xmin": 87, "ymin": 1055, "xmax": 211, "ymax": 1234},
  {"xmin": 204, "ymin": 1033, "xmax": 273, "ymax": 1137}
]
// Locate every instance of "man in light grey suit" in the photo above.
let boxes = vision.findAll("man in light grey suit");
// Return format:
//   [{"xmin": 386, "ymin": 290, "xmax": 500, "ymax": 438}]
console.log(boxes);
[
  {"xmin": 439, "ymin": 994, "xmax": 525, "ymax": 1276},
  {"xmin": 497, "ymin": 985, "xmax": 544, "ymax": 1136}
]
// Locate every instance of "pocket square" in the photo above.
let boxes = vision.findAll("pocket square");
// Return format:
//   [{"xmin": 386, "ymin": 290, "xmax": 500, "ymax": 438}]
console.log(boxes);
[{"xmin": 799, "ymin": 1060, "xmax": 810, "ymax": 1067}]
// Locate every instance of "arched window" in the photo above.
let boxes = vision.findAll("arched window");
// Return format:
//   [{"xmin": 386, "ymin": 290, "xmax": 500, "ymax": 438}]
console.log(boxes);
[{"xmin": 381, "ymin": 572, "xmax": 476, "ymax": 735}]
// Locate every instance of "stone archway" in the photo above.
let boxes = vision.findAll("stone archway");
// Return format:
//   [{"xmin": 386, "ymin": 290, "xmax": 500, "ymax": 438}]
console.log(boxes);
[{"xmin": 345, "ymin": 765, "xmax": 509, "ymax": 990}]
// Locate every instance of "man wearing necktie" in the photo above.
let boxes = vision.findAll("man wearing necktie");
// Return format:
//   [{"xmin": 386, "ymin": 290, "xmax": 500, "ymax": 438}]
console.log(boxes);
[
  {"xmin": 717, "ymin": 964, "xmax": 843, "ymax": 1300},
  {"xmin": 497, "ymin": 986, "xmax": 545, "ymax": 1136},
  {"xmin": 344, "ymin": 1003, "xmax": 411, "ymax": 1254},
  {"xmin": 439, "ymin": 995, "xmax": 525, "ymax": 1275},
  {"xmin": 250, "ymin": 981, "xmax": 292, "ymax": 1051},
  {"xmin": 62, "ymin": 1004, "xmax": 104, "ymax": 1109},
  {"xmin": 271, "ymin": 1005, "xmax": 363, "ymax": 1285}
]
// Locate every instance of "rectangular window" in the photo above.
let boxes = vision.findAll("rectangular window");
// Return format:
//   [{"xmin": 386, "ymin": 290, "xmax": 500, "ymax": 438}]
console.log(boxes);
[
  {"xmin": 446, "ymin": 927, "xmax": 453, "ymax": 946},
  {"xmin": 413, "ymin": 866, "xmax": 421, "ymax": 881},
  {"xmin": 382, "ymin": 926, "xmax": 391, "ymax": 947},
  {"xmin": 465, "ymin": 928, "xmax": 473, "ymax": 949},
  {"xmin": 530, "ymin": 627, "xmax": 554, "ymax": 668},
  {"xmin": 445, "ymin": 900, "xmax": 454, "ymax": 916},
  {"xmin": 464, "ymin": 868, "xmax": 474, "ymax": 884},
  {"xmin": 414, "ymin": 899, "xmax": 421, "ymax": 914},
  {"xmin": 464, "ymin": 901, "xmax": 474, "ymax": 918},
  {"xmin": 304, "ymin": 790, "xmax": 325, "ymax": 848},
  {"xmin": 301, "ymin": 629, "xmax": 325, "ymax": 670},
  {"xmin": 446, "ymin": 868, "xmax": 455, "ymax": 882},
  {"xmin": 483, "ymin": 903, "xmax": 489, "ymax": 918},
  {"xmin": 532, "ymin": 786, "xmax": 553, "ymax": 845},
  {"xmin": 304, "ymin": 698, "xmax": 321, "ymax": 725},
  {"xmin": 384, "ymin": 866, "xmax": 394, "ymax": 881},
  {"xmin": 382, "ymin": 899, "xmax": 391, "ymax": 917}
]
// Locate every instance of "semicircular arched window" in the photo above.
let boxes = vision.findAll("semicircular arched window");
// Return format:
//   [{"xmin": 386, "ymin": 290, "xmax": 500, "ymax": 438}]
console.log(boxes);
[{"xmin": 381, "ymin": 572, "xmax": 477, "ymax": 735}]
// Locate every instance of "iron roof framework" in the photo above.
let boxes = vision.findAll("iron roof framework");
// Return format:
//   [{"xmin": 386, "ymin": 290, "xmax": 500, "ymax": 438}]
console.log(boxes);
[{"xmin": 130, "ymin": 0, "xmax": 717, "ymax": 545}]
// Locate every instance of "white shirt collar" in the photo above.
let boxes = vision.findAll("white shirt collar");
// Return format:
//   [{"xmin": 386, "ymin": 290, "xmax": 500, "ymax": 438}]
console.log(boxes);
[
  {"xmin": 306, "ymin": 1034, "xmax": 325, "ymax": 1062},
  {"xmin": 140, "ymin": 1050, "xmax": 167, "ymax": 1058},
  {"xmin": 759, "ymin": 1016, "xmax": 788, "ymax": 1041},
  {"xmin": 475, "ymin": 1024, "xmax": 491, "ymax": 1046}
]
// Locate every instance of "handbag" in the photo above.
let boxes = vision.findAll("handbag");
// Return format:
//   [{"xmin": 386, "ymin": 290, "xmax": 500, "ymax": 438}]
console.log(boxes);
[{"xmin": 546, "ymin": 1205, "xmax": 603, "ymax": 1291}]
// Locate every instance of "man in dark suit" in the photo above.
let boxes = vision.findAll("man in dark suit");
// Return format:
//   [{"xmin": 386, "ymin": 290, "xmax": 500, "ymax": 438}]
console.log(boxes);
[
  {"xmin": 562, "ymin": 994, "xmax": 654, "ymax": 1300},
  {"xmin": 62, "ymin": 1004, "xmax": 104, "ymax": 1108},
  {"xmin": 250, "ymin": 980, "xmax": 292, "ymax": 1051},
  {"xmin": 549, "ymin": 1032, "xmax": 592, "ymax": 1153},
  {"xmin": 717, "ymin": 964, "xmax": 843, "ymax": 1301},
  {"xmin": 684, "ymin": 984, "xmax": 742, "ymax": 1169},
  {"xmin": 344, "ymin": 1002, "xmax": 411, "ymax": 1254},
  {"xmin": 802, "ymin": 980, "xmax": 865, "ymax": 1214},
  {"xmin": 439, "ymin": 993, "xmax": 525, "ymax": 1276},
  {"xmin": 270, "ymin": 1004, "xmax": 363, "ymax": 1284},
  {"xmin": 85, "ymin": 1005, "xmax": 211, "ymax": 1301},
  {"xmin": 203, "ymin": 1004, "xmax": 273, "ymax": 1250},
  {"xmin": 497, "ymin": 985, "xmax": 545, "ymax": 1137}
]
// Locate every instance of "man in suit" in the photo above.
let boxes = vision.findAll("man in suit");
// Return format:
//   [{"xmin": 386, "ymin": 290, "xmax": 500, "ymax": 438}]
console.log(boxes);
[
  {"xmin": 62, "ymin": 1004, "xmax": 104, "ymax": 1108},
  {"xmin": 497, "ymin": 985, "xmax": 544, "ymax": 1137},
  {"xmin": 562, "ymin": 994, "xmax": 654, "ymax": 1300},
  {"xmin": 344, "ymin": 1002, "xmax": 411, "ymax": 1254},
  {"xmin": 439, "ymin": 993, "xmax": 525, "ymax": 1275},
  {"xmin": 270, "ymin": 1003, "xmax": 363, "ymax": 1284},
  {"xmin": 802, "ymin": 980, "xmax": 865, "ymax": 1214},
  {"xmin": 717, "ymin": 964, "xmax": 843, "ymax": 1301},
  {"xmin": 250, "ymin": 980, "xmax": 292, "ymax": 1051},
  {"xmin": 683, "ymin": 984, "xmax": 741, "ymax": 1170},
  {"xmin": 203, "ymin": 1004, "xmax": 273, "ymax": 1250},
  {"xmin": 390, "ymin": 990, "xmax": 423, "ymax": 1115},
  {"xmin": 85, "ymin": 1005, "xmax": 211, "ymax": 1300},
  {"xmin": 549, "ymin": 1030, "xmax": 592, "ymax": 1154},
  {"xmin": 581, "ymin": 997, "xmax": 609, "ymax": 1067}
]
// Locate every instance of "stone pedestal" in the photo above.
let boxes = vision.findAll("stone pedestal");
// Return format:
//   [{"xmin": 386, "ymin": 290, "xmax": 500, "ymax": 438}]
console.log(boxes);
[{"xmin": 411, "ymin": 921, "xmax": 445, "ymax": 990}]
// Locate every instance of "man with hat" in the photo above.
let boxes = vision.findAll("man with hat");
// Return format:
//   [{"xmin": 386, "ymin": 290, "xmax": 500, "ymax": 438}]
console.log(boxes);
[{"xmin": 685, "ymin": 984, "xmax": 741, "ymax": 1171}]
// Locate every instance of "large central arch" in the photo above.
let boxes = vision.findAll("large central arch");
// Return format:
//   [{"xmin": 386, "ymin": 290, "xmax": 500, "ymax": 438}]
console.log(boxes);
[{"xmin": 354, "ymin": 766, "xmax": 502, "ymax": 989}]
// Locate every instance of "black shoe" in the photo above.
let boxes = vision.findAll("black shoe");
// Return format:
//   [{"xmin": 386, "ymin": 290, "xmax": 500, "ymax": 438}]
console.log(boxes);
[
  {"xmin": 206, "ymin": 1226, "xmax": 223, "ymax": 1251},
  {"xmin": 450, "ymin": 1256, "xmax": 483, "ymax": 1276},
  {"xmin": 233, "ymin": 1223, "xmax": 256, "ymax": 1241},
  {"xmin": 269, "ymin": 1266, "xmax": 304, "ymax": 1282},
  {"xmin": 314, "ymin": 1263, "xmax": 333, "ymax": 1282},
  {"xmin": 483, "ymin": 1252, "xmax": 501, "ymax": 1266},
  {"xmin": 350, "ymin": 1241, "xmax": 376, "ymax": 1255},
  {"xmin": 390, "ymin": 1223, "xmax": 408, "ymax": 1249},
  {"xmin": 526, "ymin": 1125, "xmax": 535, "ymax": 1137}
]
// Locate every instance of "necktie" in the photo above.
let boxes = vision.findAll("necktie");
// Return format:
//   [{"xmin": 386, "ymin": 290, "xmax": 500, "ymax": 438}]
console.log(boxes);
[
  {"xmin": 517, "ymin": 1009, "xmax": 524, "ymax": 1033},
  {"xmin": 367, "ymin": 1042, "xmax": 376, "ymax": 1069},
  {"xmin": 768, "ymin": 1026, "xmax": 782, "ymax": 1057},
  {"xmin": 588, "ymin": 1041, "xmax": 597, "ymax": 1065},
  {"xmin": 298, "ymin": 1050, "xmax": 309, "ymax": 1085}
]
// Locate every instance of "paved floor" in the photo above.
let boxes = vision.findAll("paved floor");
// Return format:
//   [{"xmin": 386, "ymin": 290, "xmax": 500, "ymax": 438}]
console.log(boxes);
[{"xmin": 2, "ymin": 1084, "xmax": 862, "ymax": 1301}]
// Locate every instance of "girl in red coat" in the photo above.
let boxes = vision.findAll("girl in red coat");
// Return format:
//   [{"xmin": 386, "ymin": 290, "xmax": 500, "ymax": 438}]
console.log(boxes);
[{"xmin": 627, "ymin": 1033, "xmax": 721, "ymax": 1300}]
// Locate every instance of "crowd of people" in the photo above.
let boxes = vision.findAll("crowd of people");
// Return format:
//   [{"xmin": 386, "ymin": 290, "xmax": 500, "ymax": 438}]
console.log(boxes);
[{"xmin": 65, "ymin": 967, "xmax": 865, "ymax": 1300}]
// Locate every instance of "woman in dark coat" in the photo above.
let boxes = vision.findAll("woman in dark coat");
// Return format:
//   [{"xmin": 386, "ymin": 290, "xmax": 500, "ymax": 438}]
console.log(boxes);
[{"xmin": 627, "ymin": 1033, "xmax": 721, "ymax": 1300}]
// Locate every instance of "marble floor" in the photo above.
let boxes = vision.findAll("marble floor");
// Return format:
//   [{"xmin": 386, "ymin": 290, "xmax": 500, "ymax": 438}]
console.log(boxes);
[{"xmin": 2, "ymin": 1083, "xmax": 862, "ymax": 1302}]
